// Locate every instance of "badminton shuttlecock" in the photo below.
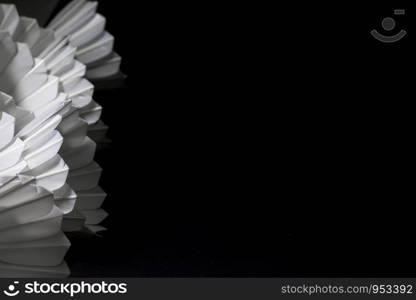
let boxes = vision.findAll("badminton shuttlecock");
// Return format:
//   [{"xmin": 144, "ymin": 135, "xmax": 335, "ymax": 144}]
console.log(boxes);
[
  {"xmin": 48, "ymin": 0, "xmax": 122, "ymax": 81},
  {"xmin": 0, "ymin": 29, "xmax": 71, "ymax": 277},
  {"xmin": 0, "ymin": 1, "xmax": 117, "ymax": 277}
]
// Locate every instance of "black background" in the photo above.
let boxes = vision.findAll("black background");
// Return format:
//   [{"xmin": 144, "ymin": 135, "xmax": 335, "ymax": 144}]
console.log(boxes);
[{"xmin": 17, "ymin": 1, "xmax": 414, "ymax": 277}]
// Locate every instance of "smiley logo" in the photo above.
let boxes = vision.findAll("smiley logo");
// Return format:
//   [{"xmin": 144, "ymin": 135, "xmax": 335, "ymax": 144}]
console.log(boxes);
[
  {"xmin": 3, "ymin": 282, "xmax": 20, "ymax": 297},
  {"xmin": 371, "ymin": 9, "xmax": 407, "ymax": 43}
]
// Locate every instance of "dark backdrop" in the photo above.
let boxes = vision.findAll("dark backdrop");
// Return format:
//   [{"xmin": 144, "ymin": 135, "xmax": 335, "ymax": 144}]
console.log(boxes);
[
  {"xmin": 69, "ymin": 1, "xmax": 415, "ymax": 277},
  {"xmin": 7, "ymin": 0, "xmax": 415, "ymax": 277}
]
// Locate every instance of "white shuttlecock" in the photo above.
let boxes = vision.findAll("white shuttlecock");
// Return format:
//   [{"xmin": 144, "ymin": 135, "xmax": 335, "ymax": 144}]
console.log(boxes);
[
  {"xmin": 48, "ymin": 0, "xmax": 122, "ymax": 80},
  {"xmin": 0, "ymin": 1, "xmax": 115, "ymax": 277}
]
